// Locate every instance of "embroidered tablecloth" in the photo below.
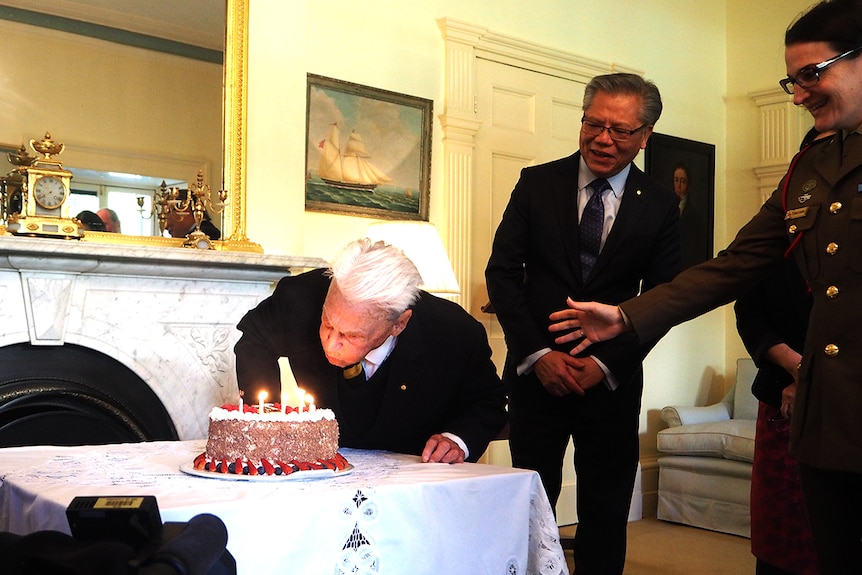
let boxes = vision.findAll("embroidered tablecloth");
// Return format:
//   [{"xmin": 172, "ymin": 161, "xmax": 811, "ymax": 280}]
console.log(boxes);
[{"xmin": 0, "ymin": 440, "xmax": 567, "ymax": 575}]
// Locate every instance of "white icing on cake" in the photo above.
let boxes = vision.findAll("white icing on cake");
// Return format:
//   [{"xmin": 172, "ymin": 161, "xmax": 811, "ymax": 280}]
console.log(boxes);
[{"xmin": 208, "ymin": 405, "xmax": 335, "ymax": 423}]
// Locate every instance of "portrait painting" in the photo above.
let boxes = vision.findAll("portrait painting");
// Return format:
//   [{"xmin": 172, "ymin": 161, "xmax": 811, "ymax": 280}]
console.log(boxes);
[
  {"xmin": 305, "ymin": 74, "xmax": 432, "ymax": 220},
  {"xmin": 645, "ymin": 133, "xmax": 716, "ymax": 269}
]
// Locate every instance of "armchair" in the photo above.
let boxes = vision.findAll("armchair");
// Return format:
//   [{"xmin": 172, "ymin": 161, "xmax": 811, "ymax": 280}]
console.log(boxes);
[{"xmin": 654, "ymin": 358, "xmax": 758, "ymax": 537}]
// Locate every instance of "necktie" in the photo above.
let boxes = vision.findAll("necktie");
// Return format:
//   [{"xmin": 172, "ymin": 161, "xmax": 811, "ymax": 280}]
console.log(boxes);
[
  {"xmin": 580, "ymin": 178, "xmax": 610, "ymax": 281},
  {"xmin": 343, "ymin": 363, "xmax": 365, "ymax": 380}
]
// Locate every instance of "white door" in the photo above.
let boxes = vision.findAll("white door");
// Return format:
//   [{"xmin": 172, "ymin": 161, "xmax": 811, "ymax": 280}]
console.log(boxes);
[{"xmin": 473, "ymin": 57, "xmax": 585, "ymax": 525}]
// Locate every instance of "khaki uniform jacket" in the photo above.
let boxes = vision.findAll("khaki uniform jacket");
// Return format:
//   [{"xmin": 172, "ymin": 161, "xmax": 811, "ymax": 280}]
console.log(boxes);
[{"xmin": 620, "ymin": 133, "xmax": 862, "ymax": 472}]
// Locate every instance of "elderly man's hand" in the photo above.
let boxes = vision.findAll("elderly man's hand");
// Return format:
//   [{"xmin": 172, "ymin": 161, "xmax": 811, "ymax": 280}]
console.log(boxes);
[{"xmin": 422, "ymin": 434, "xmax": 465, "ymax": 464}]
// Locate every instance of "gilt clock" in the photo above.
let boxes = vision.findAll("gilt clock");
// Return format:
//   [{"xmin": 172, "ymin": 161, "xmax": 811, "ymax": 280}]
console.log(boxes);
[{"xmin": 2, "ymin": 133, "xmax": 81, "ymax": 238}]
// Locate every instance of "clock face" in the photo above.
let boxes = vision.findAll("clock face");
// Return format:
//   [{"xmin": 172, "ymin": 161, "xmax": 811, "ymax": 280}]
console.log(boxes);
[{"xmin": 33, "ymin": 175, "xmax": 67, "ymax": 209}]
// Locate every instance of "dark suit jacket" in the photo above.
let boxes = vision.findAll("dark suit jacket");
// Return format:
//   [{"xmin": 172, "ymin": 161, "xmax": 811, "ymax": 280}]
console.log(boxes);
[
  {"xmin": 234, "ymin": 268, "xmax": 507, "ymax": 462},
  {"xmin": 485, "ymin": 152, "xmax": 681, "ymax": 390}
]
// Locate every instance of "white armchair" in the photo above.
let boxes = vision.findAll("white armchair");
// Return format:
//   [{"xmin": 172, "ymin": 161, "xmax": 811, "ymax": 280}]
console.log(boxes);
[{"xmin": 654, "ymin": 358, "xmax": 758, "ymax": 537}]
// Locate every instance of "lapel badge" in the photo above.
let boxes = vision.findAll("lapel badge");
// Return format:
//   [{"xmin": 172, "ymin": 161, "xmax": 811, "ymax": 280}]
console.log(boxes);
[
  {"xmin": 785, "ymin": 207, "xmax": 809, "ymax": 220},
  {"xmin": 801, "ymin": 179, "xmax": 817, "ymax": 193}
]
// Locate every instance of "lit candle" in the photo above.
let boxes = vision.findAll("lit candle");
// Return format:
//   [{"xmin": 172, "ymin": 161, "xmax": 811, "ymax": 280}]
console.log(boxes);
[
  {"xmin": 307, "ymin": 394, "xmax": 315, "ymax": 412},
  {"xmin": 258, "ymin": 391, "xmax": 267, "ymax": 416},
  {"xmin": 281, "ymin": 392, "xmax": 287, "ymax": 414},
  {"xmin": 297, "ymin": 389, "xmax": 306, "ymax": 413},
  {"xmin": 238, "ymin": 390, "xmax": 244, "ymax": 412}
]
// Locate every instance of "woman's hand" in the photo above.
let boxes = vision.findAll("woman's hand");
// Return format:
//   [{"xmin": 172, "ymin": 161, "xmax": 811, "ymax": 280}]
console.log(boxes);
[{"xmin": 549, "ymin": 298, "xmax": 628, "ymax": 354}]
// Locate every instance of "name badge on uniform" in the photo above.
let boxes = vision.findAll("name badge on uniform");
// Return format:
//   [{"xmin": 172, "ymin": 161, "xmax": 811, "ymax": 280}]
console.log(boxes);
[{"xmin": 785, "ymin": 207, "xmax": 809, "ymax": 220}]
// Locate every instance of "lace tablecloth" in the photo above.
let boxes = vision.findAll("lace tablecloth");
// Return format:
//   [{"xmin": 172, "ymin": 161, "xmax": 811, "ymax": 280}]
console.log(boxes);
[{"xmin": 0, "ymin": 440, "xmax": 567, "ymax": 575}]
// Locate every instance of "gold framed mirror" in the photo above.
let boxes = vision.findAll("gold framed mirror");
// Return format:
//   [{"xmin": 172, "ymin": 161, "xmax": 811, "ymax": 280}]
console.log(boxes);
[{"xmin": 0, "ymin": 0, "xmax": 257, "ymax": 252}]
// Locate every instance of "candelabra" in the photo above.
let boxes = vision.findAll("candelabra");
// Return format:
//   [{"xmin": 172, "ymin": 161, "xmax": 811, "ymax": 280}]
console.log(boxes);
[{"xmin": 151, "ymin": 170, "xmax": 228, "ymax": 249}]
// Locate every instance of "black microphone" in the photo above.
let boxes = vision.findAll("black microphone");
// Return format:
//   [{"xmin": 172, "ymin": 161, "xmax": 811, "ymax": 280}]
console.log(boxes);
[{"xmin": 141, "ymin": 513, "xmax": 229, "ymax": 575}]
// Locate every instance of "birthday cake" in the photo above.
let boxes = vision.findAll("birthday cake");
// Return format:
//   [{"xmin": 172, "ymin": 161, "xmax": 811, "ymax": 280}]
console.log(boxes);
[{"xmin": 193, "ymin": 405, "xmax": 348, "ymax": 476}]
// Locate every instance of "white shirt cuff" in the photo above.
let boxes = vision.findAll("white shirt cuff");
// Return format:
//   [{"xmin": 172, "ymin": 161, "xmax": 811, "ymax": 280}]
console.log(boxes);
[{"xmin": 442, "ymin": 432, "xmax": 469, "ymax": 459}]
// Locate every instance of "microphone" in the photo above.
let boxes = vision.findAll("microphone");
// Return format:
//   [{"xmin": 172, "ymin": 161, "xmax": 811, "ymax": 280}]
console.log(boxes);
[{"xmin": 140, "ymin": 513, "xmax": 229, "ymax": 575}]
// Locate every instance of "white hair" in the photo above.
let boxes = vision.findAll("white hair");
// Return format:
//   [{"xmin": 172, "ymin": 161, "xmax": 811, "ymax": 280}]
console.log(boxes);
[{"xmin": 327, "ymin": 238, "xmax": 422, "ymax": 318}]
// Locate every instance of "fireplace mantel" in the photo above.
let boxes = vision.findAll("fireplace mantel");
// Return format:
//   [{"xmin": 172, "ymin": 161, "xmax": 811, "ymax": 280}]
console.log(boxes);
[{"xmin": 0, "ymin": 236, "xmax": 327, "ymax": 439}]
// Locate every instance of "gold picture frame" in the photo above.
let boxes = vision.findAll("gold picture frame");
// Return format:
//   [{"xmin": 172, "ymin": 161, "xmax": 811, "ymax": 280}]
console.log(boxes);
[{"xmin": 305, "ymin": 74, "xmax": 432, "ymax": 220}]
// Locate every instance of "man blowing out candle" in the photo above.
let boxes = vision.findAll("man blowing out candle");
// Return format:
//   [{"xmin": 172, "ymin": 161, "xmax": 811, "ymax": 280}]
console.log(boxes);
[{"xmin": 234, "ymin": 238, "xmax": 507, "ymax": 464}]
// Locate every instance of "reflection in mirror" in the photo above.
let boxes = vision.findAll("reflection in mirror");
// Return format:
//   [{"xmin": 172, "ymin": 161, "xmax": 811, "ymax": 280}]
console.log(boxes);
[{"xmin": 0, "ymin": 1, "xmax": 227, "ymax": 244}]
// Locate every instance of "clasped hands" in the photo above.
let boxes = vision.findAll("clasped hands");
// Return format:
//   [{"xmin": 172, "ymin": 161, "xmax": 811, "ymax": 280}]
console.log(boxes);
[{"xmin": 535, "ymin": 297, "xmax": 627, "ymax": 396}]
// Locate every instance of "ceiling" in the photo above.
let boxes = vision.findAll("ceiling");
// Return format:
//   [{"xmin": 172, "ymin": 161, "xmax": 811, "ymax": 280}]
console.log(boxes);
[{"xmin": 0, "ymin": 0, "xmax": 225, "ymax": 50}]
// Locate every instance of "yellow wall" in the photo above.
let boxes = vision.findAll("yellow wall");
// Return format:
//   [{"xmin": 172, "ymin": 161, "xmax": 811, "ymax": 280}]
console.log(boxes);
[
  {"xmin": 241, "ymin": 0, "xmax": 822, "ymax": 461},
  {"xmin": 245, "ymin": 0, "xmax": 736, "ymax": 459},
  {"xmin": 0, "ymin": 19, "xmax": 223, "ymax": 188}
]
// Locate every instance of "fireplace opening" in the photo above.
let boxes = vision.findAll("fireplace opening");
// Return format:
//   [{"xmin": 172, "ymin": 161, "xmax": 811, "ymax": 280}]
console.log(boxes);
[{"xmin": 0, "ymin": 343, "xmax": 178, "ymax": 447}]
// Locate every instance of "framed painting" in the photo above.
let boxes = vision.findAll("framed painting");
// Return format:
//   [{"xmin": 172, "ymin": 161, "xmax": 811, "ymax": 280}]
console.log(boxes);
[
  {"xmin": 305, "ymin": 74, "xmax": 432, "ymax": 220},
  {"xmin": 645, "ymin": 133, "xmax": 716, "ymax": 269}
]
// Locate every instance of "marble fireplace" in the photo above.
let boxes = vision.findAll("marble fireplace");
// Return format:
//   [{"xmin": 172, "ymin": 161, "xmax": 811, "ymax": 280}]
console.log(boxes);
[{"xmin": 0, "ymin": 236, "xmax": 326, "ymax": 443}]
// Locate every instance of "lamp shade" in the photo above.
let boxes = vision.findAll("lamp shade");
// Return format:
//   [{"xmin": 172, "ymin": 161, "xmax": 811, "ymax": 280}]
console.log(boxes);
[{"xmin": 365, "ymin": 221, "xmax": 460, "ymax": 295}]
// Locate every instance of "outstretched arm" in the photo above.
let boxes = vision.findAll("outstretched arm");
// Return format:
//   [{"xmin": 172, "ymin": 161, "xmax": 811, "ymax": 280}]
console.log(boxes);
[{"xmin": 548, "ymin": 297, "xmax": 629, "ymax": 355}]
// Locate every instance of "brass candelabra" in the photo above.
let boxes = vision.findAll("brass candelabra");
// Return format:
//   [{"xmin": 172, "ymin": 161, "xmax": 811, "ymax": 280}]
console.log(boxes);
[{"xmin": 143, "ymin": 170, "xmax": 227, "ymax": 249}]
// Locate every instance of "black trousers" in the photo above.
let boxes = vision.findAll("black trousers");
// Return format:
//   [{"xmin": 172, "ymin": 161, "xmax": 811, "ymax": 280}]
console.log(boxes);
[
  {"xmin": 508, "ymin": 373, "xmax": 641, "ymax": 575},
  {"xmin": 799, "ymin": 463, "xmax": 862, "ymax": 575}
]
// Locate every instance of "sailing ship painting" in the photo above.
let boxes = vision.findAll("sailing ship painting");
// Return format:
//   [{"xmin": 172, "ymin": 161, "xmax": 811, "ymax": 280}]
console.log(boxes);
[
  {"xmin": 305, "ymin": 74, "xmax": 432, "ymax": 220},
  {"xmin": 317, "ymin": 123, "xmax": 392, "ymax": 192}
]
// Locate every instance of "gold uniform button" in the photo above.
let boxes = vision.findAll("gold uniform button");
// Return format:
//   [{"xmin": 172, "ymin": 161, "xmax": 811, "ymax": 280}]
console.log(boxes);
[
  {"xmin": 826, "ymin": 242, "xmax": 839, "ymax": 255},
  {"xmin": 830, "ymin": 201, "xmax": 843, "ymax": 213},
  {"xmin": 825, "ymin": 344, "xmax": 839, "ymax": 357},
  {"xmin": 788, "ymin": 224, "xmax": 798, "ymax": 234},
  {"xmin": 400, "ymin": 384, "xmax": 407, "ymax": 391},
  {"xmin": 826, "ymin": 285, "xmax": 839, "ymax": 298}
]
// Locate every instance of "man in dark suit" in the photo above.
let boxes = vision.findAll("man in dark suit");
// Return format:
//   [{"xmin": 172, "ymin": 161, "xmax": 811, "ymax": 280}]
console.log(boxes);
[
  {"xmin": 485, "ymin": 73, "xmax": 680, "ymax": 574},
  {"xmin": 234, "ymin": 238, "xmax": 507, "ymax": 464}
]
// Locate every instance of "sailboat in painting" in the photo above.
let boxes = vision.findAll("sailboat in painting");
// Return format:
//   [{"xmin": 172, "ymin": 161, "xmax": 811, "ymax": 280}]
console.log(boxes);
[{"xmin": 317, "ymin": 123, "xmax": 392, "ymax": 192}]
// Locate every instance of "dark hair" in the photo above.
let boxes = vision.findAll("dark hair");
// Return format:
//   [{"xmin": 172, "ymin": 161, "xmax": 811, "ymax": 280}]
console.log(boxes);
[
  {"xmin": 672, "ymin": 162, "xmax": 690, "ymax": 177},
  {"xmin": 583, "ymin": 73, "xmax": 663, "ymax": 126},
  {"xmin": 75, "ymin": 210, "xmax": 106, "ymax": 232},
  {"xmin": 786, "ymin": 0, "xmax": 862, "ymax": 53}
]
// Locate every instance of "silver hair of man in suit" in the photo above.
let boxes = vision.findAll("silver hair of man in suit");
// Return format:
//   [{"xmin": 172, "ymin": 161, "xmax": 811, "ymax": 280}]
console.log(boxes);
[
  {"xmin": 327, "ymin": 238, "xmax": 422, "ymax": 320},
  {"xmin": 583, "ymin": 72, "xmax": 663, "ymax": 127}
]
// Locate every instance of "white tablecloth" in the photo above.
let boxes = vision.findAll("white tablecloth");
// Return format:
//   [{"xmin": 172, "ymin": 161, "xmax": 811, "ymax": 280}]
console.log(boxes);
[{"xmin": 0, "ymin": 440, "xmax": 567, "ymax": 575}]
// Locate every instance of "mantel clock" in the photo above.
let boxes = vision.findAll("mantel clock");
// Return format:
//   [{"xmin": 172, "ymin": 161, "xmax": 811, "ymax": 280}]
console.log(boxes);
[{"xmin": 1, "ymin": 133, "xmax": 81, "ymax": 238}]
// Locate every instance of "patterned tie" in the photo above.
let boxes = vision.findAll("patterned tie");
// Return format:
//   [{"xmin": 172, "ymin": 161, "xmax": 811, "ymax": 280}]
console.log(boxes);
[
  {"xmin": 343, "ymin": 363, "xmax": 365, "ymax": 380},
  {"xmin": 580, "ymin": 178, "xmax": 610, "ymax": 281}
]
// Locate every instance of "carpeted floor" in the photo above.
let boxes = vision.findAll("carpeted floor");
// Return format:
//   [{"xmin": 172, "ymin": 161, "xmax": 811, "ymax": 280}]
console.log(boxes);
[{"xmin": 559, "ymin": 517, "xmax": 755, "ymax": 574}]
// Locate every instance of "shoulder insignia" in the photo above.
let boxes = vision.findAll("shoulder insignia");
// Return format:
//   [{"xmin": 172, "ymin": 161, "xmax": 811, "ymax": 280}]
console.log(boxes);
[{"xmin": 801, "ymin": 179, "xmax": 817, "ymax": 193}]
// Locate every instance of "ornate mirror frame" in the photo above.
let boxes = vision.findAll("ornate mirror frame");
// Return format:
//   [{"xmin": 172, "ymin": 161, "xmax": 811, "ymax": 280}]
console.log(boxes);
[
  {"xmin": 220, "ymin": 0, "xmax": 255, "ymax": 250},
  {"xmin": 71, "ymin": 0, "xmax": 258, "ymax": 252}
]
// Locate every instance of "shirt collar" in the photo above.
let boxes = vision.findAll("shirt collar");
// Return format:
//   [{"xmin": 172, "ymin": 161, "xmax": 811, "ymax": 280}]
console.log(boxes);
[
  {"xmin": 578, "ymin": 156, "xmax": 630, "ymax": 199},
  {"xmin": 365, "ymin": 334, "xmax": 396, "ymax": 369}
]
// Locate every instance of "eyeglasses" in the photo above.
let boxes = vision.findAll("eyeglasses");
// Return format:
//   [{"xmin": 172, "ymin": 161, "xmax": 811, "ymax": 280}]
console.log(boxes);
[
  {"xmin": 779, "ymin": 45, "xmax": 862, "ymax": 95},
  {"xmin": 580, "ymin": 117, "xmax": 647, "ymax": 142}
]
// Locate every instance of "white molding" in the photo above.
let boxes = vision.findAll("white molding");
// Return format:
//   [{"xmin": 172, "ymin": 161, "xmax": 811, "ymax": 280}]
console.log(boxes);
[
  {"xmin": 749, "ymin": 87, "xmax": 813, "ymax": 202},
  {"xmin": 438, "ymin": 17, "xmax": 637, "ymax": 310}
]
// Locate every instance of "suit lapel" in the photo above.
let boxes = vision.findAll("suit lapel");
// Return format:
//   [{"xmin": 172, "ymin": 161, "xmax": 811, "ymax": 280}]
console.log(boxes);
[
  {"xmin": 586, "ymin": 165, "xmax": 647, "ymax": 281},
  {"xmin": 552, "ymin": 153, "xmax": 586, "ymax": 282},
  {"xmin": 363, "ymin": 307, "xmax": 422, "ymax": 436}
]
